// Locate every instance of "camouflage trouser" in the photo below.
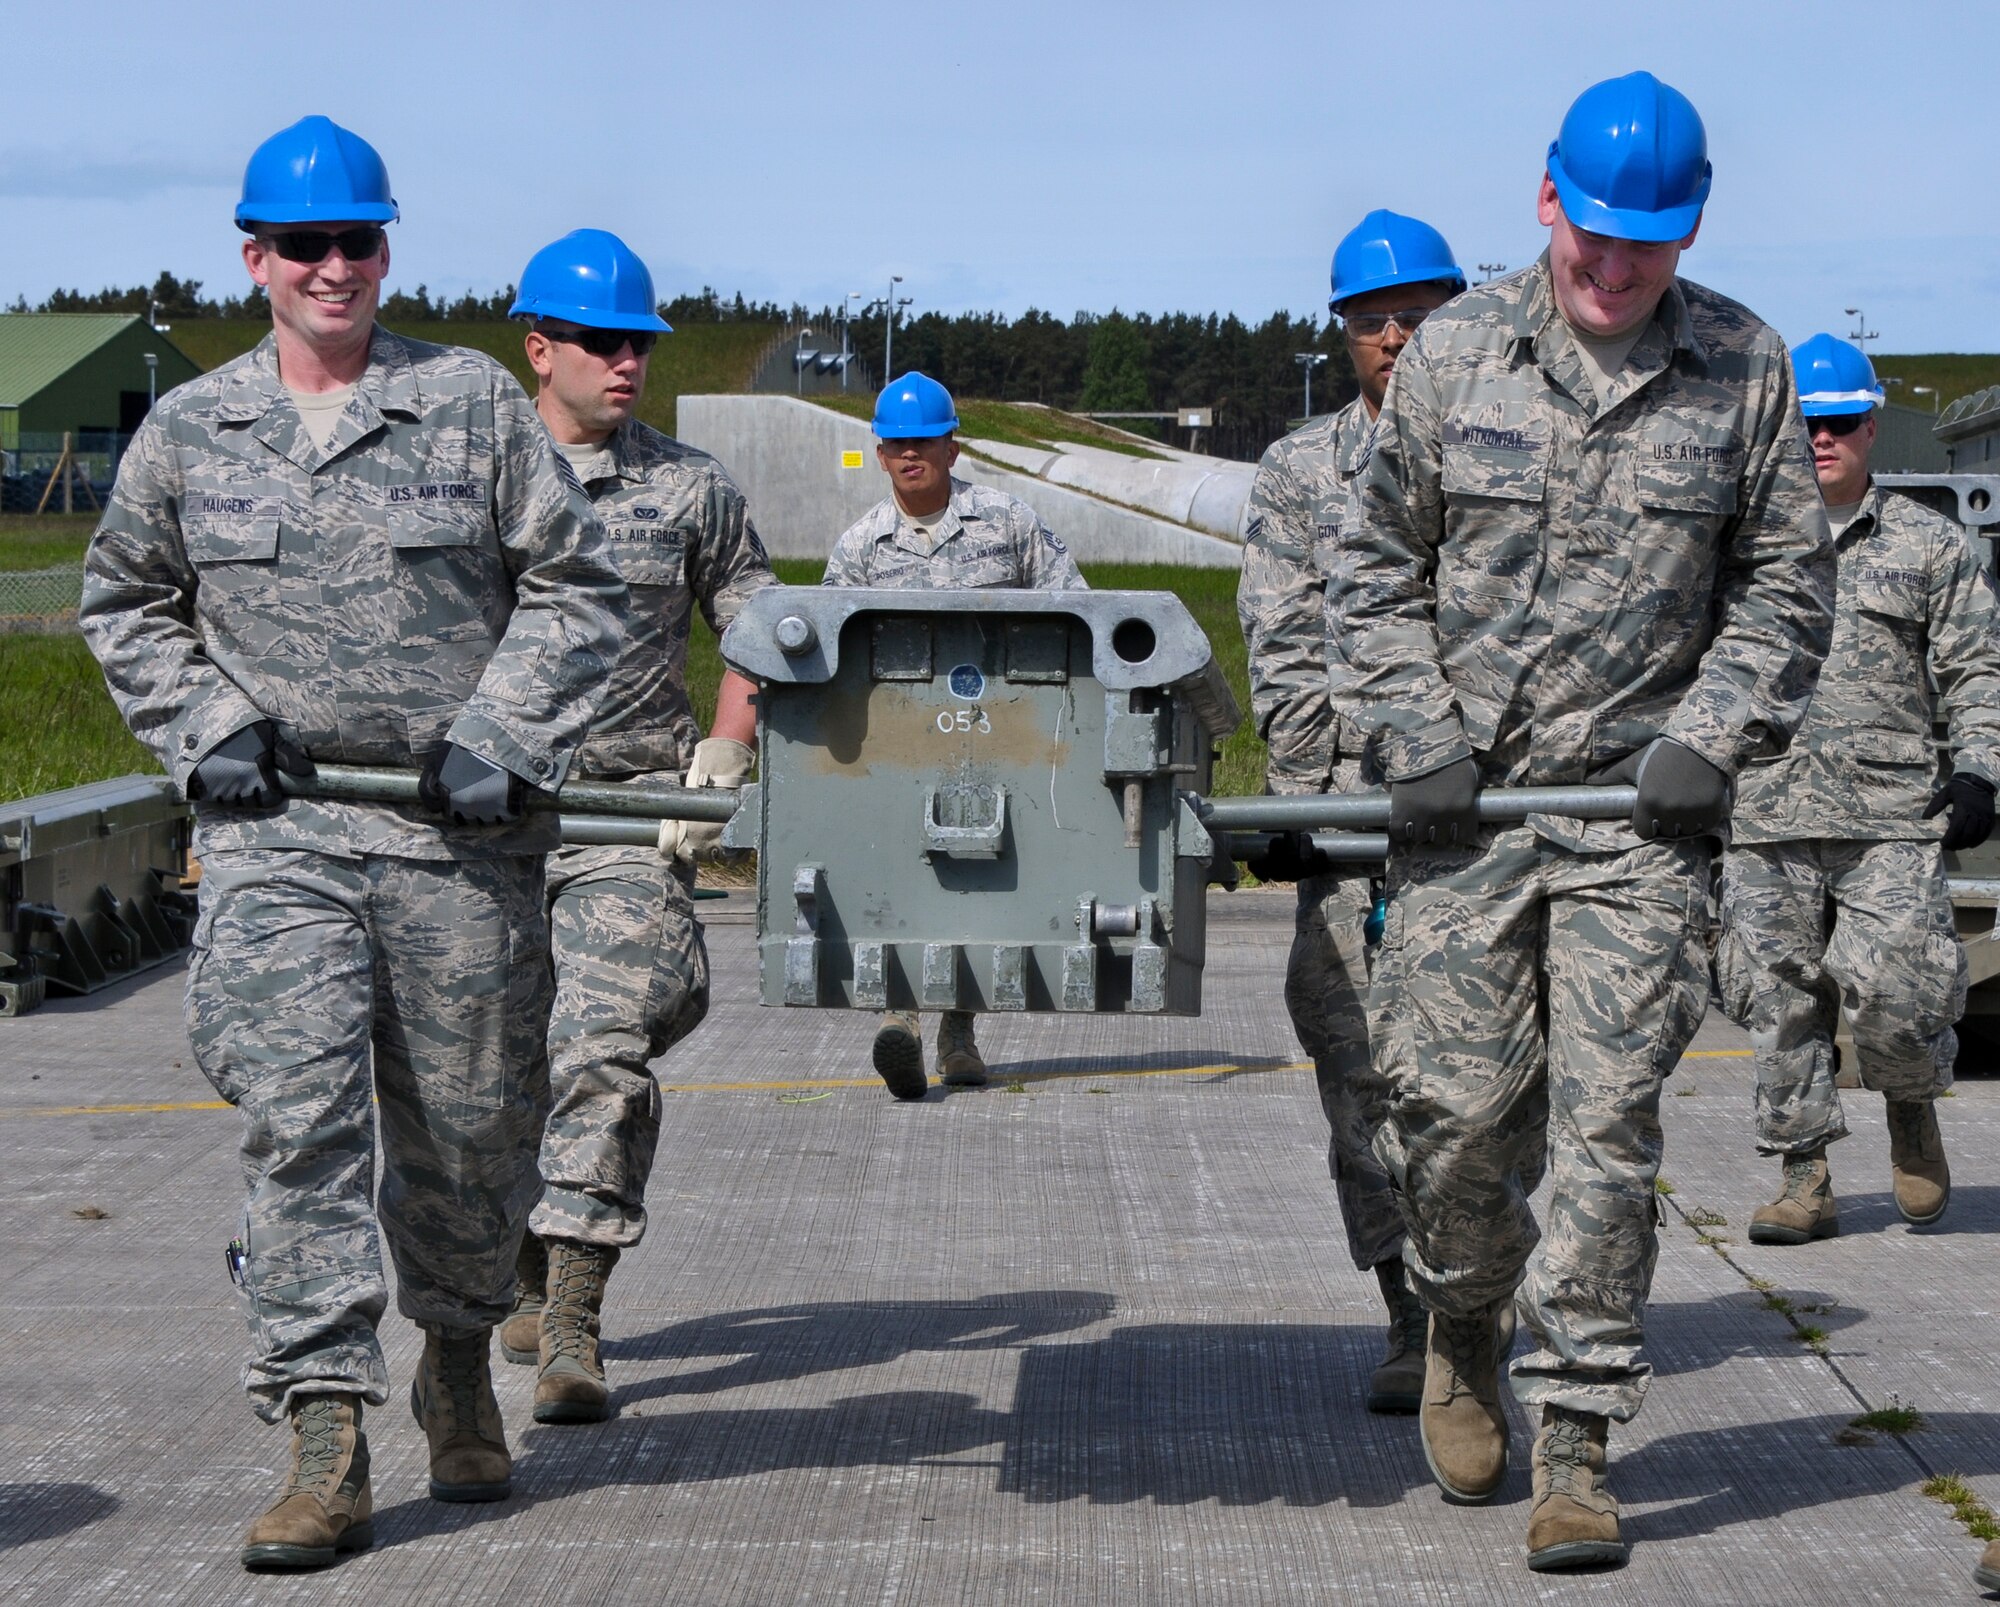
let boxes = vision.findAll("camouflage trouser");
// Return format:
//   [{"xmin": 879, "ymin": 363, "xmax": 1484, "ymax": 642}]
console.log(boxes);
[
  {"xmin": 1369, "ymin": 827, "xmax": 1710, "ymax": 1422},
  {"xmin": 186, "ymin": 848, "xmax": 551, "ymax": 1424},
  {"xmin": 528, "ymin": 844, "xmax": 710, "ymax": 1249},
  {"xmin": 1287, "ymin": 872, "xmax": 1401, "ymax": 1271},
  {"xmin": 1716, "ymin": 839, "xmax": 1962, "ymax": 1155}
]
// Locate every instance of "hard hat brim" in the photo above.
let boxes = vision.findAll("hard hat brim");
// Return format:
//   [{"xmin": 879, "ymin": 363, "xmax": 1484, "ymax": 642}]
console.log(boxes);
[
  {"xmin": 873, "ymin": 420, "xmax": 959, "ymax": 440},
  {"xmin": 1330, "ymin": 269, "xmax": 1468, "ymax": 311},
  {"xmin": 235, "ymin": 200, "xmax": 400, "ymax": 230},
  {"xmin": 1547, "ymin": 150, "xmax": 1708, "ymax": 244},
  {"xmin": 1800, "ymin": 393, "xmax": 1882, "ymax": 418},
  {"xmin": 508, "ymin": 297, "xmax": 673, "ymax": 333}
]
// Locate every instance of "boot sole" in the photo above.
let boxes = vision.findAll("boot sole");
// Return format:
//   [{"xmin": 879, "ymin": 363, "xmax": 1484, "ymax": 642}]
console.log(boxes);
[
  {"xmin": 1896, "ymin": 1193, "xmax": 1949, "ymax": 1227},
  {"xmin": 240, "ymin": 1520, "xmax": 375, "ymax": 1571},
  {"xmin": 1365, "ymin": 1388, "xmax": 1420, "ymax": 1415},
  {"xmin": 1747, "ymin": 1218, "xmax": 1839, "ymax": 1245},
  {"xmin": 533, "ymin": 1396, "xmax": 614, "ymax": 1425},
  {"xmin": 1973, "ymin": 1560, "xmax": 2000, "ymax": 1591},
  {"xmin": 428, "ymin": 1478, "xmax": 510, "ymax": 1503},
  {"xmin": 1420, "ymin": 1421, "xmax": 1507, "ymax": 1505},
  {"xmin": 1527, "ymin": 1537, "xmax": 1628, "ymax": 1572},
  {"xmin": 873, "ymin": 1031, "xmax": 927, "ymax": 1101},
  {"xmin": 499, "ymin": 1335, "xmax": 540, "ymax": 1366},
  {"xmin": 939, "ymin": 1067, "xmax": 988, "ymax": 1088}
]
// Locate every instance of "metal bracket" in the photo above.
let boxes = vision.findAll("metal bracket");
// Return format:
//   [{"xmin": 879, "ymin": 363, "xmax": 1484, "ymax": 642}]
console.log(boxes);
[
  {"xmin": 719, "ymin": 782, "xmax": 761, "ymax": 852},
  {"xmin": 922, "ymin": 784, "xmax": 1007, "ymax": 860},
  {"xmin": 784, "ymin": 864, "xmax": 826, "ymax": 1006}
]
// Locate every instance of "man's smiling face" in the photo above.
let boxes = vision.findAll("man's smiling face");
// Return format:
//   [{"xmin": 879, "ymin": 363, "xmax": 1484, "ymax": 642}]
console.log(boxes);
[
  {"xmin": 243, "ymin": 222, "xmax": 389, "ymax": 359},
  {"xmin": 1536, "ymin": 175, "xmax": 1697, "ymax": 339}
]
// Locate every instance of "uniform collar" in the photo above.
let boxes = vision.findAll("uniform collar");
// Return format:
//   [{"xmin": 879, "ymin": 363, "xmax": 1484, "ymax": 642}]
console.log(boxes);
[
  {"xmin": 602, "ymin": 419, "xmax": 653, "ymax": 486},
  {"xmin": 882, "ymin": 475, "xmax": 974, "ymax": 550},
  {"xmin": 1839, "ymin": 478, "xmax": 1886, "ymax": 543},
  {"xmin": 1334, "ymin": 396, "xmax": 1374, "ymax": 475},
  {"xmin": 1509, "ymin": 253, "xmax": 1707, "ymax": 394},
  {"xmin": 216, "ymin": 326, "xmax": 423, "ymax": 426}
]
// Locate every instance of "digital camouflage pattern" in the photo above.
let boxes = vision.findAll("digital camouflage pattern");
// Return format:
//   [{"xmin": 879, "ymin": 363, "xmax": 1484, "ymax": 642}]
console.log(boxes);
[
  {"xmin": 532, "ymin": 845, "xmax": 711, "ymax": 1247},
  {"xmin": 559, "ymin": 420, "xmax": 775, "ymax": 781},
  {"xmin": 1732, "ymin": 483, "xmax": 2000, "ymax": 843},
  {"xmin": 80, "ymin": 328, "xmax": 627, "ymax": 861},
  {"xmin": 1239, "ymin": 397, "xmax": 1399, "ymax": 1269},
  {"xmin": 822, "ymin": 476, "xmax": 1087, "ymax": 590},
  {"xmin": 1337, "ymin": 256, "xmax": 1834, "ymax": 1423},
  {"xmin": 1716, "ymin": 839, "xmax": 1961, "ymax": 1154},
  {"xmin": 531, "ymin": 419, "xmax": 763, "ymax": 1247},
  {"xmin": 1333, "ymin": 254, "xmax": 1833, "ymax": 821},
  {"xmin": 81, "ymin": 326, "xmax": 619, "ymax": 1423},
  {"xmin": 1370, "ymin": 829, "xmax": 1709, "ymax": 1420},
  {"xmin": 188, "ymin": 847, "xmax": 552, "ymax": 1422}
]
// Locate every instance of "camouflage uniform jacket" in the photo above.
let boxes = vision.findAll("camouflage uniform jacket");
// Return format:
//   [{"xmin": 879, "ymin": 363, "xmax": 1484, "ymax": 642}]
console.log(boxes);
[
  {"xmin": 1333, "ymin": 254, "xmax": 1834, "ymax": 848},
  {"xmin": 822, "ymin": 476, "xmax": 1086, "ymax": 589},
  {"xmin": 565, "ymin": 420, "xmax": 775, "ymax": 781},
  {"xmin": 1239, "ymin": 396, "xmax": 1372, "ymax": 796},
  {"xmin": 79, "ymin": 328, "xmax": 627, "ymax": 860},
  {"xmin": 1732, "ymin": 481, "xmax": 2000, "ymax": 844}
]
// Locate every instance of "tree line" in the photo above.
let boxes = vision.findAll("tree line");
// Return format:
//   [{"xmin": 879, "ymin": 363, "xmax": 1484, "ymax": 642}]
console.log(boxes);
[{"xmin": 8, "ymin": 275, "xmax": 1362, "ymax": 461}]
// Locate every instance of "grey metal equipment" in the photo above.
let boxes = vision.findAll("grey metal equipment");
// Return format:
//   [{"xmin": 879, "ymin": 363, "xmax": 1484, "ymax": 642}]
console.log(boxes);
[
  {"xmin": 0, "ymin": 777, "xmax": 196, "ymax": 1016},
  {"xmin": 719, "ymin": 587, "xmax": 1242, "ymax": 1016}
]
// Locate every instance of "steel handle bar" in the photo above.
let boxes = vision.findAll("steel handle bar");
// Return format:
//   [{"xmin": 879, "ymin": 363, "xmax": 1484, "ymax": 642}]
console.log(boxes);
[
  {"xmin": 1195, "ymin": 784, "xmax": 1638, "ymax": 834},
  {"xmin": 285, "ymin": 763, "xmax": 739, "ymax": 823}
]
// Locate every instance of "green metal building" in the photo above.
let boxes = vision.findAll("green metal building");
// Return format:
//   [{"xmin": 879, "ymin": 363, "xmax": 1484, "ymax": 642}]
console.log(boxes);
[{"xmin": 0, "ymin": 314, "xmax": 200, "ymax": 453}]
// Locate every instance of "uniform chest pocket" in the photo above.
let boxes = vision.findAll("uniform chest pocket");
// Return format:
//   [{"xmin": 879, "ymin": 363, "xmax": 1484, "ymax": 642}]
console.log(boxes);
[
  {"xmin": 387, "ymin": 508, "xmax": 498, "ymax": 643},
  {"xmin": 184, "ymin": 517, "xmax": 280, "ymax": 566},
  {"xmin": 1442, "ymin": 444, "xmax": 1548, "ymax": 504},
  {"xmin": 609, "ymin": 521, "xmax": 688, "ymax": 587},
  {"xmin": 1633, "ymin": 461, "xmax": 1739, "ymax": 518},
  {"xmin": 1440, "ymin": 447, "xmax": 1545, "ymax": 607}
]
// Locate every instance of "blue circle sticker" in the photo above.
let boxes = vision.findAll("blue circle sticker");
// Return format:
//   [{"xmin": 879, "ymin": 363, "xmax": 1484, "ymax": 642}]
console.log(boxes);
[{"xmin": 947, "ymin": 664, "xmax": 985, "ymax": 700}]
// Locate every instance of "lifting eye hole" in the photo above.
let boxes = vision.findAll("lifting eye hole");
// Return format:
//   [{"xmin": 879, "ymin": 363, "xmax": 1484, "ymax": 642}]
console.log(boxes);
[
  {"xmin": 1970, "ymin": 488, "xmax": 1992, "ymax": 514},
  {"xmin": 1111, "ymin": 618, "xmax": 1156, "ymax": 665}
]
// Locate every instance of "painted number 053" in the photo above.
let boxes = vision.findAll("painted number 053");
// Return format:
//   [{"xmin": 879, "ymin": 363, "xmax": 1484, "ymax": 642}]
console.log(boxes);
[{"xmin": 935, "ymin": 707, "xmax": 992, "ymax": 734}]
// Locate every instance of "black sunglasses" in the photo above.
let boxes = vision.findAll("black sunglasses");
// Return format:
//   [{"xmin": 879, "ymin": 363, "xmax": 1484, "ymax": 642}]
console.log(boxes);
[
  {"xmin": 261, "ymin": 226, "xmax": 387, "ymax": 264},
  {"xmin": 1809, "ymin": 411, "xmax": 1868, "ymax": 438},
  {"xmin": 538, "ymin": 326, "xmax": 658, "ymax": 359}
]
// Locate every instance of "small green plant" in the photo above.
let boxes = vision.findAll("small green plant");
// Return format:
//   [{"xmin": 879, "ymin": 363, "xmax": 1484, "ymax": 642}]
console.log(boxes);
[
  {"xmin": 1086, "ymin": 1086, "xmax": 1114, "ymax": 1094},
  {"xmin": 1852, "ymin": 1405, "xmax": 1923, "ymax": 1436},
  {"xmin": 1685, "ymin": 1206, "xmax": 1728, "ymax": 1228},
  {"xmin": 1762, "ymin": 1293, "xmax": 1795, "ymax": 1316},
  {"xmin": 1922, "ymin": 1474, "xmax": 2000, "ymax": 1542},
  {"xmin": 1673, "ymin": 1083, "xmax": 1700, "ymax": 1097},
  {"xmin": 1747, "ymin": 1275, "xmax": 1775, "ymax": 1292},
  {"xmin": 1654, "ymin": 1177, "xmax": 1675, "ymax": 1196},
  {"xmin": 1002, "ymin": 1077, "xmax": 1030, "ymax": 1095},
  {"xmin": 1795, "ymin": 1324, "xmax": 1829, "ymax": 1350},
  {"xmin": 1696, "ymin": 1232, "xmax": 1730, "ymax": 1248}
]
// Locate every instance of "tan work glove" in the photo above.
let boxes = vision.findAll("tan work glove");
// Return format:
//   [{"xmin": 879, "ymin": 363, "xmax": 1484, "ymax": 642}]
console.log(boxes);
[{"xmin": 657, "ymin": 737, "xmax": 754, "ymax": 864}]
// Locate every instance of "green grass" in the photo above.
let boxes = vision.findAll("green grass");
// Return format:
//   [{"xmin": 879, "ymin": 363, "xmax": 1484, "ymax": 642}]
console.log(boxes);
[
  {"xmin": 1922, "ymin": 1474, "xmax": 2000, "ymax": 1542},
  {"xmin": 0, "ymin": 514, "xmax": 95, "ymax": 570},
  {"xmin": 808, "ymin": 392, "xmax": 1167, "ymax": 460},
  {"xmin": 0, "ymin": 632, "xmax": 157, "ymax": 798},
  {"xmin": 1852, "ymin": 1406, "xmax": 1924, "ymax": 1435},
  {"xmin": 1872, "ymin": 355, "xmax": 2000, "ymax": 415},
  {"xmin": 159, "ymin": 318, "xmax": 778, "ymax": 438}
]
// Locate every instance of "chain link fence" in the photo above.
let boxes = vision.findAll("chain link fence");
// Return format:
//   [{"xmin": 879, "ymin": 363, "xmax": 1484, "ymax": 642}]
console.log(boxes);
[{"xmin": 0, "ymin": 565, "xmax": 85, "ymax": 632}]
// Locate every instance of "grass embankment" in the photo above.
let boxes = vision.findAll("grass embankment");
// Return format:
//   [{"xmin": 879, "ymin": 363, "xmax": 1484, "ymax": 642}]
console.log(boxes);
[
  {"xmin": 1873, "ymin": 355, "xmax": 2000, "ymax": 414},
  {"xmin": 161, "ymin": 320, "xmax": 778, "ymax": 438},
  {"xmin": 0, "ymin": 513, "xmax": 94, "ymax": 570},
  {"xmin": 1, "ymin": 555, "xmax": 1265, "ymax": 803},
  {"xmin": 808, "ymin": 393, "xmax": 1167, "ymax": 461}
]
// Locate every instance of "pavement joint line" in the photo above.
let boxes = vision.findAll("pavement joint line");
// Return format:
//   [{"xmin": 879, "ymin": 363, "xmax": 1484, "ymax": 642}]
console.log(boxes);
[
  {"xmin": 0, "ymin": 1057, "xmax": 1312, "ymax": 1120},
  {"xmin": 1658, "ymin": 1188, "xmax": 1938, "ymax": 1485}
]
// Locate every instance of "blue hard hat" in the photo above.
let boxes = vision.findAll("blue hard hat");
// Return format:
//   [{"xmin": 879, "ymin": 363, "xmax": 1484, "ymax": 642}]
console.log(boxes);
[
  {"xmin": 873, "ymin": 371, "xmax": 958, "ymax": 439},
  {"xmin": 1546, "ymin": 71, "xmax": 1712, "ymax": 243},
  {"xmin": 508, "ymin": 229, "xmax": 672, "ymax": 332},
  {"xmin": 1792, "ymin": 333, "xmax": 1884, "ymax": 417},
  {"xmin": 1330, "ymin": 209, "xmax": 1466, "ymax": 307},
  {"xmin": 235, "ymin": 115, "xmax": 398, "ymax": 231}
]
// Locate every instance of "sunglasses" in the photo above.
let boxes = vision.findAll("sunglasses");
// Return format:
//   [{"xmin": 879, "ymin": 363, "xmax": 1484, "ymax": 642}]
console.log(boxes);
[
  {"xmin": 1809, "ymin": 412, "xmax": 1868, "ymax": 438},
  {"xmin": 1341, "ymin": 307, "xmax": 1433, "ymax": 340},
  {"xmin": 261, "ymin": 226, "xmax": 387, "ymax": 264},
  {"xmin": 538, "ymin": 326, "xmax": 658, "ymax": 359}
]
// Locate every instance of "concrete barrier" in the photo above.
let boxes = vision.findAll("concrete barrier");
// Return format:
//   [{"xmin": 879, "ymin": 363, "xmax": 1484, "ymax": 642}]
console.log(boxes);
[{"xmin": 677, "ymin": 394, "xmax": 1245, "ymax": 570}]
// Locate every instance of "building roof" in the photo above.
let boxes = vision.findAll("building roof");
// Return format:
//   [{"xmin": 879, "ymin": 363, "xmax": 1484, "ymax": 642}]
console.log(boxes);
[
  {"xmin": 0, "ymin": 314, "xmax": 163, "ymax": 409},
  {"xmin": 1937, "ymin": 383, "xmax": 2000, "ymax": 443}
]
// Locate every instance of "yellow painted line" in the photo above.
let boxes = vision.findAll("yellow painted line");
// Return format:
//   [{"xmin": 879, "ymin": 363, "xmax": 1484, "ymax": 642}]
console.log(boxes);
[
  {"xmin": 1681, "ymin": 1049, "xmax": 1754, "ymax": 1059},
  {"xmin": 0, "ymin": 1098, "xmax": 232, "ymax": 1118}
]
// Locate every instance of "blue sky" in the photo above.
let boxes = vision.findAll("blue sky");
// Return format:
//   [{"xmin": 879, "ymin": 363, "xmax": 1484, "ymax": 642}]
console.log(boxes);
[{"xmin": 7, "ymin": 0, "xmax": 1996, "ymax": 353}]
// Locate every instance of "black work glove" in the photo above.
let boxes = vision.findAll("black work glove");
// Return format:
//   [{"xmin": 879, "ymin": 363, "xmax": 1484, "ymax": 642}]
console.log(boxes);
[
  {"xmin": 418, "ymin": 744, "xmax": 525, "ymax": 826},
  {"xmin": 1592, "ymin": 738, "xmax": 1730, "ymax": 841},
  {"xmin": 1388, "ymin": 756, "xmax": 1481, "ymax": 848},
  {"xmin": 1924, "ymin": 773, "xmax": 1997, "ymax": 852},
  {"xmin": 186, "ymin": 720, "xmax": 314, "ymax": 807},
  {"xmin": 1244, "ymin": 830, "xmax": 1338, "ymax": 884}
]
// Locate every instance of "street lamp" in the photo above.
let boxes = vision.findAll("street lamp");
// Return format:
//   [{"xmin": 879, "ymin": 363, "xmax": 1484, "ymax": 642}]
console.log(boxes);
[
  {"xmin": 1294, "ymin": 351, "xmax": 1327, "ymax": 420},
  {"xmin": 1477, "ymin": 262, "xmax": 1507, "ymax": 283},
  {"xmin": 795, "ymin": 326, "xmax": 813, "ymax": 395},
  {"xmin": 1844, "ymin": 306, "xmax": 1878, "ymax": 349},
  {"xmin": 841, "ymin": 292, "xmax": 861, "ymax": 390},
  {"xmin": 883, "ymin": 275, "xmax": 912, "ymax": 382},
  {"xmin": 1914, "ymin": 385, "xmax": 1941, "ymax": 416}
]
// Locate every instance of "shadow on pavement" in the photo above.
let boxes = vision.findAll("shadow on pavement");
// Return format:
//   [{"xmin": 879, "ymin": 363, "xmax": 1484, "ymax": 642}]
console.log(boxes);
[{"xmin": 0, "ymin": 1482, "xmax": 121, "ymax": 1550}]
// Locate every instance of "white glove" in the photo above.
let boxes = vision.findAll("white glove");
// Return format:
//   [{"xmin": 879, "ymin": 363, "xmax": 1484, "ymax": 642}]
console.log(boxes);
[{"xmin": 657, "ymin": 737, "xmax": 754, "ymax": 864}]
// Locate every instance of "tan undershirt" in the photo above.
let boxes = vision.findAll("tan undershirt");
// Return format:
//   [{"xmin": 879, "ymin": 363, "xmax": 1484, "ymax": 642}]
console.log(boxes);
[
  {"xmin": 898, "ymin": 500, "xmax": 952, "ymax": 547},
  {"xmin": 1564, "ymin": 323, "xmax": 1644, "ymax": 407},
  {"xmin": 285, "ymin": 382, "xmax": 357, "ymax": 452},
  {"xmin": 557, "ymin": 438, "xmax": 616, "ymax": 482},
  {"xmin": 1824, "ymin": 498, "xmax": 1867, "ymax": 539}
]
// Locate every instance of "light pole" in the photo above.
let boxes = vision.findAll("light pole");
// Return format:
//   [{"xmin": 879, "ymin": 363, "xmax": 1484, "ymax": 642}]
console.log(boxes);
[
  {"xmin": 1478, "ymin": 262, "xmax": 1507, "ymax": 283},
  {"xmin": 1914, "ymin": 385, "xmax": 1940, "ymax": 416},
  {"xmin": 1294, "ymin": 351, "xmax": 1326, "ymax": 420},
  {"xmin": 841, "ymin": 292, "xmax": 860, "ymax": 390},
  {"xmin": 143, "ymin": 351, "xmax": 158, "ymax": 415},
  {"xmin": 1844, "ymin": 306, "xmax": 1879, "ymax": 350},
  {"xmin": 795, "ymin": 326, "xmax": 813, "ymax": 395},
  {"xmin": 883, "ymin": 275, "xmax": 911, "ymax": 381}
]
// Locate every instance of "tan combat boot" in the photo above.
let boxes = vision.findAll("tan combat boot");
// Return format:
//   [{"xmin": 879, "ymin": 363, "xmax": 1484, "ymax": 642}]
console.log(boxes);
[
  {"xmin": 1526, "ymin": 1406, "xmax": 1626, "ymax": 1571},
  {"xmin": 1974, "ymin": 1535, "xmax": 2000, "ymax": 1592},
  {"xmin": 535, "ymin": 1239, "xmax": 621, "ymax": 1425},
  {"xmin": 1887, "ymin": 1099, "xmax": 1950, "ymax": 1225},
  {"xmin": 1420, "ymin": 1303, "xmax": 1509, "ymax": 1503},
  {"xmin": 872, "ymin": 1010, "xmax": 927, "ymax": 1101},
  {"xmin": 1748, "ymin": 1146, "xmax": 1839, "ymax": 1245},
  {"xmin": 410, "ymin": 1326, "xmax": 510, "ymax": 1501},
  {"xmin": 937, "ymin": 1011, "xmax": 989, "ymax": 1088},
  {"xmin": 239, "ymin": 1394, "xmax": 373, "ymax": 1571},
  {"xmin": 499, "ymin": 1231, "xmax": 548, "ymax": 1365},
  {"xmin": 1366, "ymin": 1260, "xmax": 1428, "ymax": 1415}
]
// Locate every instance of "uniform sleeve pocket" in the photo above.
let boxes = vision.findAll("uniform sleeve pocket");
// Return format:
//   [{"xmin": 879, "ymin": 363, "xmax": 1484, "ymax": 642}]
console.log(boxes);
[{"xmin": 184, "ymin": 517, "xmax": 279, "ymax": 565}]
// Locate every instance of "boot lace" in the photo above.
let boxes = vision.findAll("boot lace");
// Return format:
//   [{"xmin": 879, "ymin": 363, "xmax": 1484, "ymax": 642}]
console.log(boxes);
[
  {"xmin": 1888, "ymin": 1101, "xmax": 1935, "ymax": 1160},
  {"xmin": 1434, "ymin": 1311, "xmax": 1497, "ymax": 1401},
  {"xmin": 284, "ymin": 1397, "xmax": 348, "ymax": 1495},
  {"xmin": 1388, "ymin": 1286, "xmax": 1428, "ymax": 1360},
  {"xmin": 1779, "ymin": 1153, "xmax": 1826, "ymax": 1203},
  {"xmin": 431, "ymin": 1335, "xmax": 490, "ymax": 1435},
  {"xmin": 938, "ymin": 1014, "xmax": 976, "ymax": 1058},
  {"xmin": 1539, "ymin": 1412, "xmax": 1594, "ymax": 1501},
  {"xmin": 544, "ymin": 1250, "xmax": 609, "ymax": 1363}
]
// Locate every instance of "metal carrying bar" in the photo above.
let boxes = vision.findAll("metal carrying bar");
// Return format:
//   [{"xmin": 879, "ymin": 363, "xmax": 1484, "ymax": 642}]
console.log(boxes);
[
  {"xmin": 284, "ymin": 764, "xmax": 738, "ymax": 823},
  {"xmin": 1194, "ymin": 784, "xmax": 1638, "ymax": 834}
]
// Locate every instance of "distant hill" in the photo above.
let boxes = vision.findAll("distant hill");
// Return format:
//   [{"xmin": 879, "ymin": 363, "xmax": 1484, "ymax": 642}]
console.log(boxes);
[
  {"xmin": 1870, "ymin": 355, "xmax": 2000, "ymax": 415},
  {"xmin": 159, "ymin": 318, "xmax": 778, "ymax": 438}
]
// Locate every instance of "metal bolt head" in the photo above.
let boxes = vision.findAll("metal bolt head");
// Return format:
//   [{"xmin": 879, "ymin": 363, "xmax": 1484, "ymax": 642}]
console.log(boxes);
[{"xmin": 775, "ymin": 615, "xmax": 817, "ymax": 655}]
